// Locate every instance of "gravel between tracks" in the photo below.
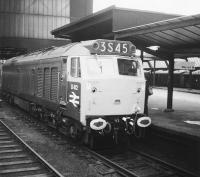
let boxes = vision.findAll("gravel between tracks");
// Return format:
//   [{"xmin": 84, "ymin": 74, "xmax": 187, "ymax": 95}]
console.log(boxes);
[{"xmin": 0, "ymin": 102, "xmax": 111, "ymax": 177}]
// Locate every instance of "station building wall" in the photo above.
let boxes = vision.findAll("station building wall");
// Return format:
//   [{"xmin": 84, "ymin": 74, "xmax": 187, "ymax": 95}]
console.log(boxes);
[
  {"xmin": 70, "ymin": 0, "xmax": 93, "ymax": 22},
  {"xmin": 0, "ymin": 0, "xmax": 93, "ymax": 58},
  {"xmin": 0, "ymin": 0, "xmax": 70, "ymax": 39}
]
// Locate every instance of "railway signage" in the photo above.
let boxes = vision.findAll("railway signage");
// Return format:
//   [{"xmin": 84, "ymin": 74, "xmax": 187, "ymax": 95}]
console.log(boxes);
[
  {"xmin": 174, "ymin": 61, "xmax": 195, "ymax": 70},
  {"xmin": 84, "ymin": 39, "xmax": 136, "ymax": 56},
  {"xmin": 68, "ymin": 82, "xmax": 80, "ymax": 109}
]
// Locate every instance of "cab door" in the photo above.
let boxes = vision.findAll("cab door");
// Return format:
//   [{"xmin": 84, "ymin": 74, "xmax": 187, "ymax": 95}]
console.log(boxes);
[
  {"xmin": 65, "ymin": 56, "xmax": 82, "ymax": 121},
  {"xmin": 59, "ymin": 57, "xmax": 68, "ymax": 105}
]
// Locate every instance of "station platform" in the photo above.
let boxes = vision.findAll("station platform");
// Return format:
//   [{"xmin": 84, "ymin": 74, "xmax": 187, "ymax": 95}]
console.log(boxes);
[
  {"xmin": 156, "ymin": 86, "xmax": 200, "ymax": 94},
  {"xmin": 149, "ymin": 88, "xmax": 200, "ymax": 141}
]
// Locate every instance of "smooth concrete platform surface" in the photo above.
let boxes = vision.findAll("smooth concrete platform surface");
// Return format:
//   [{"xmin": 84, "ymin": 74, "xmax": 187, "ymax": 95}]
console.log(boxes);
[{"xmin": 149, "ymin": 88, "xmax": 200, "ymax": 140}]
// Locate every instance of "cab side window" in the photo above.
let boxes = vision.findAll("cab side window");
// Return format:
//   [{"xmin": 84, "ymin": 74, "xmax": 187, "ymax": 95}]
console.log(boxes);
[{"xmin": 71, "ymin": 57, "xmax": 81, "ymax": 77}]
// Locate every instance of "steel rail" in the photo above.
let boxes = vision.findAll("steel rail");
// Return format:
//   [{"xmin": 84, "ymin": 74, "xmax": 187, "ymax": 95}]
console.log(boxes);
[
  {"xmin": 0, "ymin": 119, "xmax": 64, "ymax": 177},
  {"xmin": 130, "ymin": 148, "xmax": 198, "ymax": 177},
  {"xmin": 85, "ymin": 147, "xmax": 140, "ymax": 177}
]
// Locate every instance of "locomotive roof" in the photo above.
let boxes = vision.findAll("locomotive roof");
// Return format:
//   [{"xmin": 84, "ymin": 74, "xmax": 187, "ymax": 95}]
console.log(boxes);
[
  {"xmin": 4, "ymin": 39, "xmax": 135, "ymax": 66},
  {"xmin": 4, "ymin": 42, "xmax": 92, "ymax": 65}
]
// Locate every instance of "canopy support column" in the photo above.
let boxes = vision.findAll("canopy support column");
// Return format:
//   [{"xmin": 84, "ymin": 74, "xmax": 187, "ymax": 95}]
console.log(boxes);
[
  {"xmin": 153, "ymin": 59, "xmax": 156, "ymax": 86},
  {"xmin": 165, "ymin": 57, "xmax": 174, "ymax": 112},
  {"xmin": 141, "ymin": 50, "xmax": 144, "ymax": 63}
]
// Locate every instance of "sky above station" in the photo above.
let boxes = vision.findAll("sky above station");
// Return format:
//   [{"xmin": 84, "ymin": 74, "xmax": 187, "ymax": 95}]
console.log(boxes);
[{"xmin": 93, "ymin": 0, "xmax": 200, "ymax": 15}]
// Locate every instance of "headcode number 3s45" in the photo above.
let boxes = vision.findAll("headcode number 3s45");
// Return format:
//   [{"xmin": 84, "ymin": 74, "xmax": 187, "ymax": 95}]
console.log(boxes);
[{"xmin": 99, "ymin": 41, "xmax": 128, "ymax": 54}]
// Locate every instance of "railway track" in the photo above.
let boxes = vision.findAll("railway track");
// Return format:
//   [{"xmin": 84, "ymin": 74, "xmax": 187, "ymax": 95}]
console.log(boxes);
[
  {"xmin": 0, "ymin": 119, "xmax": 64, "ymax": 177},
  {"xmin": 130, "ymin": 148, "xmax": 198, "ymax": 177},
  {"xmin": 0, "ymin": 103, "xmax": 198, "ymax": 177},
  {"xmin": 89, "ymin": 147, "xmax": 198, "ymax": 177}
]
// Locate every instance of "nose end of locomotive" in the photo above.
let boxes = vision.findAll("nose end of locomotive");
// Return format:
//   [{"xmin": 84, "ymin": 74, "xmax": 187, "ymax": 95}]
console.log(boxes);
[{"xmin": 137, "ymin": 116, "xmax": 151, "ymax": 128}]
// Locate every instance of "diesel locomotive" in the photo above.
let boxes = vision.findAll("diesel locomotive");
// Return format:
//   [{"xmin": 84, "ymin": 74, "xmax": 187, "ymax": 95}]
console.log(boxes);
[{"xmin": 2, "ymin": 39, "xmax": 151, "ymax": 147}]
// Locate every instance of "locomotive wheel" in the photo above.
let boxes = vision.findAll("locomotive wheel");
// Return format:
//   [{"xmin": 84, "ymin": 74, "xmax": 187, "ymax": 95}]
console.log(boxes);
[{"xmin": 69, "ymin": 124, "xmax": 78, "ymax": 139}]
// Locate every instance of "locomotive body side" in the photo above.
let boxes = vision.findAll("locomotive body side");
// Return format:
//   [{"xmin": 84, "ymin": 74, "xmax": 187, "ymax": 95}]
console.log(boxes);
[{"xmin": 3, "ymin": 57, "xmax": 62, "ymax": 111}]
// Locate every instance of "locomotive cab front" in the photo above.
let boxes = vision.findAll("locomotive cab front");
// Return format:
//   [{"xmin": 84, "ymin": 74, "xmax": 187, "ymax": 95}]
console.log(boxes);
[{"xmin": 66, "ymin": 40, "xmax": 151, "ymax": 142}]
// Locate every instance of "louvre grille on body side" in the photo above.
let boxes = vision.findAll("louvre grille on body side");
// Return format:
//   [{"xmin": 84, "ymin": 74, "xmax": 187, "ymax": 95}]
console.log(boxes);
[
  {"xmin": 44, "ymin": 68, "xmax": 50, "ymax": 99},
  {"xmin": 50, "ymin": 67, "xmax": 58, "ymax": 101},
  {"xmin": 31, "ymin": 69, "xmax": 36, "ymax": 96},
  {"xmin": 37, "ymin": 68, "xmax": 43, "ymax": 97}
]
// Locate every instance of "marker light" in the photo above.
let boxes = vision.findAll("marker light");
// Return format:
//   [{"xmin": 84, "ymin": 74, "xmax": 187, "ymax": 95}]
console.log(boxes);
[
  {"xmin": 90, "ymin": 118, "xmax": 107, "ymax": 131},
  {"xmin": 130, "ymin": 45, "xmax": 136, "ymax": 53},
  {"xmin": 93, "ymin": 42, "xmax": 99, "ymax": 50}
]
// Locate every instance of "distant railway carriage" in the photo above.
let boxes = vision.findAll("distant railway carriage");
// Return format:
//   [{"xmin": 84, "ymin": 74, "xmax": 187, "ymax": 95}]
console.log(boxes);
[
  {"xmin": 2, "ymin": 39, "xmax": 151, "ymax": 147},
  {"xmin": 153, "ymin": 70, "xmax": 200, "ymax": 89}
]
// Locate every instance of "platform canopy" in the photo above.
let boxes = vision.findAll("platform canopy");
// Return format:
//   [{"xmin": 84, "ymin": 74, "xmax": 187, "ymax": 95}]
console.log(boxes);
[
  {"xmin": 51, "ymin": 6, "xmax": 200, "ymax": 59},
  {"xmin": 51, "ymin": 6, "xmax": 180, "ymax": 54},
  {"xmin": 115, "ymin": 14, "xmax": 200, "ymax": 59}
]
